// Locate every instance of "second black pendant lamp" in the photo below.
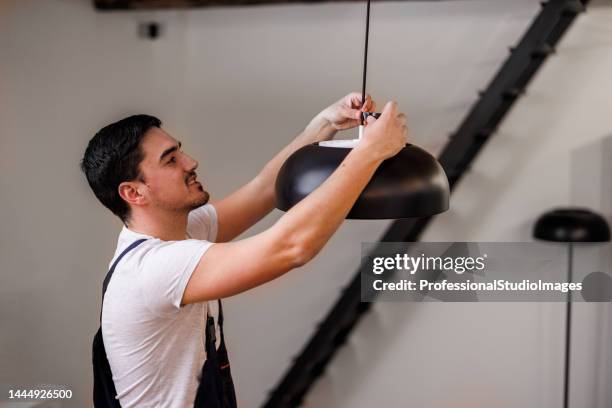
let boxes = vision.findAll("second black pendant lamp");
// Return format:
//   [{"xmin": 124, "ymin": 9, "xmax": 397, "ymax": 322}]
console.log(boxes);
[{"xmin": 275, "ymin": 0, "xmax": 450, "ymax": 219}]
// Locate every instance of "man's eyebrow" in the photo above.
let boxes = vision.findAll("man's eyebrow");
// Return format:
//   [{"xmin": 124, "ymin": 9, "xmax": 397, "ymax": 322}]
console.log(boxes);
[{"xmin": 159, "ymin": 141, "xmax": 181, "ymax": 162}]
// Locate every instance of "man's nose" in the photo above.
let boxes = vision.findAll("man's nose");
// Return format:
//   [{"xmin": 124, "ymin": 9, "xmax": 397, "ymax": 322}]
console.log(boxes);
[{"xmin": 183, "ymin": 152, "xmax": 198, "ymax": 171}]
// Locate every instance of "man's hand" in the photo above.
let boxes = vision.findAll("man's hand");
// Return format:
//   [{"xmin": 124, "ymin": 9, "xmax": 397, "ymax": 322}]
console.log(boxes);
[
  {"xmin": 356, "ymin": 101, "xmax": 407, "ymax": 161},
  {"xmin": 317, "ymin": 92, "xmax": 377, "ymax": 132}
]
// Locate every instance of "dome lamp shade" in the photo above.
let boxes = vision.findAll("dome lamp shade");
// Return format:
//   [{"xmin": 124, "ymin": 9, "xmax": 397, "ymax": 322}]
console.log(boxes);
[
  {"xmin": 533, "ymin": 208, "xmax": 611, "ymax": 243},
  {"xmin": 275, "ymin": 139, "xmax": 449, "ymax": 219}
]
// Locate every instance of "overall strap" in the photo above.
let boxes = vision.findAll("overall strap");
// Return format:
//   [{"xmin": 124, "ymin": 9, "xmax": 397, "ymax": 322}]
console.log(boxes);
[
  {"xmin": 217, "ymin": 299, "xmax": 224, "ymax": 326},
  {"xmin": 100, "ymin": 238, "xmax": 148, "ymax": 320},
  {"xmin": 204, "ymin": 300, "xmax": 226, "ymax": 353}
]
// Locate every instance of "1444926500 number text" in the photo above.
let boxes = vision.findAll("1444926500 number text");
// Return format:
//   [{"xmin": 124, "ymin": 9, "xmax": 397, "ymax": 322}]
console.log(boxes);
[{"xmin": 8, "ymin": 388, "xmax": 72, "ymax": 399}]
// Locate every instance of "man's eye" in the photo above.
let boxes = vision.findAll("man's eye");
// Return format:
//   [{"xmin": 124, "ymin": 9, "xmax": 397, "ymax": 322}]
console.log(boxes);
[{"xmin": 168, "ymin": 157, "xmax": 176, "ymax": 164}]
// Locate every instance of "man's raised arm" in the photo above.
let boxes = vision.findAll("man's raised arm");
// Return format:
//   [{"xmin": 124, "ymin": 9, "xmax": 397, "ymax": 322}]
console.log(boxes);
[
  {"xmin": 210, "ymin": 92, "xmax": 375, "ymax": 243},
  {"xmin": 182, "ymin": 101, "xmax": 406, "ymax": 305}
]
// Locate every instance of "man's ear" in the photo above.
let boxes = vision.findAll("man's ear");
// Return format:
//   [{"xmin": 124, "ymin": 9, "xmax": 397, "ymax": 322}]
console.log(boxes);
[{"xmin": 118, "ymin": 180, "xmax": 148, "ymax": 208}]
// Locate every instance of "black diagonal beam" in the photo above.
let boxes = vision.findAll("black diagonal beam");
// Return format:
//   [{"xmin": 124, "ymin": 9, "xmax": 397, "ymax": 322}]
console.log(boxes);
[{"xmin": 263, "ymin": 1, "xmax": 588, "ymax": 406}]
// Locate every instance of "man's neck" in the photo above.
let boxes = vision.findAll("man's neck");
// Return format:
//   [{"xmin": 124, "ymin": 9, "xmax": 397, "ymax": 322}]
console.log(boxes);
[{"xmin": 126, "ymin": 210, "xmax": 189, "ymax": 241}]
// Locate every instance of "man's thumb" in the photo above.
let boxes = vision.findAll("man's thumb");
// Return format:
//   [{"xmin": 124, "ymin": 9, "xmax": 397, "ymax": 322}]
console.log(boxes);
[{"xmin": 382, "ymin": 101, "xmax": 397, "ymax": 117}]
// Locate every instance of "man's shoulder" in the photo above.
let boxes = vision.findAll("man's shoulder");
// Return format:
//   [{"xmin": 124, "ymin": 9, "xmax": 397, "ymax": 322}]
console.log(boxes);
[
  {"xmin": 187, "ymin": 203, "xmax": 218, "ymax": 242},
  {"xmin": 108, "ymin": 227, "xmax": 214, "ymax": 317},
  {"xmin": 109, "ymin": 227, "xmax": 157, "ymax": 268},
  {"xmin": 111, "ymin": 225, "xmax": 213, "ymax": 274}
]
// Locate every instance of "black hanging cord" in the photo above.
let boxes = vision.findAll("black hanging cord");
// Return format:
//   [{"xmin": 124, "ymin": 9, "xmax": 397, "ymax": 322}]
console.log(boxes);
[
  {"xmin": 563, "ymin": 243, "xmax": 573, "ymax": 408},
  {"xmin": 361, "ymin": 0, "xmax": 371, "ymax": 125}
]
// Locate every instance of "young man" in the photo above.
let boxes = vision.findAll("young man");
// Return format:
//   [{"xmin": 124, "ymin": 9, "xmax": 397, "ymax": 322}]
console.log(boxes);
[{"xmin": 81, "ymin": 92, "xmax": 407, "ymax": 407}]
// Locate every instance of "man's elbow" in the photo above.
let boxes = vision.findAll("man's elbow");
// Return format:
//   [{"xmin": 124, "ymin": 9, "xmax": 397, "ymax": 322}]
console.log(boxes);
[
  {"xmin": 290, "ymin": 241, "xmax": 319, "ymax": 268},
  {"xmin": 270, "ymin": 226, "xmax": 321, "ymax": 269}
]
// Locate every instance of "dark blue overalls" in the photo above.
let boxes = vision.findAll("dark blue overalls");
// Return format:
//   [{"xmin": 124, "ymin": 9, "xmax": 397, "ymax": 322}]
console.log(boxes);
[{"xmin": 92, "ymin": 239, "xmax": 237, "ymax": 407}]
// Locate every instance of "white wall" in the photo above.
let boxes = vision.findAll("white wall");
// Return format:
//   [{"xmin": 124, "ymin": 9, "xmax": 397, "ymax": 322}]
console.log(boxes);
[
  {"xmin": 306, "ymin": 2, "xmax": 612, "ymax": 407},
  {"xmin": 5, "ymin": 0, "xmax": 609, "ymax": 407}
]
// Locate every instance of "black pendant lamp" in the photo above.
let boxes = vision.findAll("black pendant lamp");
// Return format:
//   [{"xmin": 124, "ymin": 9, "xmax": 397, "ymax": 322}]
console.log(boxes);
[
  {"xmin": 533, "ymin": 208, "xmax": 611, "ymax": 242},
  {"xmin": 275, "ymin": 0, "xmax": 450, "ymax": 219},
  {"xmin": 533, "ymin": 208, "xmax": 610, "ymax": 408}
]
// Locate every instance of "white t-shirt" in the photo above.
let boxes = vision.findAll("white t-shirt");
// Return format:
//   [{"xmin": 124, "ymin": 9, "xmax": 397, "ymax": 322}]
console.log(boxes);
[{"xmin": 102, "ymin": 204, "xmax": 221, "ymax": 408}]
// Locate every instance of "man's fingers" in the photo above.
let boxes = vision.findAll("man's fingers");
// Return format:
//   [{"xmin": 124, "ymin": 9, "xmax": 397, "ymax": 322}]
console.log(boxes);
[
  {"xmin": 349, "ymin": 93, "xmax": 372, "ymax": 109},
  {"xmin": 369, "ymin": 100, "xmax": 377, "ymax": 113},
  {"xmin": 363, "ymin": 97, "xmax": 376, "ymax": 113},
  {"xmin": 381, "ymin": 101, "xmax": 398, "ymax": 117},
  {"xmin": 349, "ymin": 93, "xmax": 364, "ymax": 108}
]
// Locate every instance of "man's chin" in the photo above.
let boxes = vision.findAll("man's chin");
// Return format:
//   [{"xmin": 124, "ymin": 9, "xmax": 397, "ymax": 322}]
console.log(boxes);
[{"xmin": 190, "ymin": 190, "xmax": 210, "ymax": 209}]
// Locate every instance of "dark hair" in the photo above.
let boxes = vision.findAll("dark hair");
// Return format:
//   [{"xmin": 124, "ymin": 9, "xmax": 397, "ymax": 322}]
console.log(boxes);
[{"xmin": 81, "ymin": 114, "xmax": 161, "ymax": 223}]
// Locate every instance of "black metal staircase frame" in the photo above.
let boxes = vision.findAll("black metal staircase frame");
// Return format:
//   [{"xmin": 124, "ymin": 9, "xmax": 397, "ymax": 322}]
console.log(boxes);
[{"xmin": 263, "ymin": 1, "xmax": 589, "ymax": 406}]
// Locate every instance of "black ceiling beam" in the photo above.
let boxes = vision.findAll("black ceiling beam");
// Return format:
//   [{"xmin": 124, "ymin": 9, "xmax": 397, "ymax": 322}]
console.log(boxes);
[{"xmin": 263, "ymin": 1, "xmax": 588, "ymax": 406}]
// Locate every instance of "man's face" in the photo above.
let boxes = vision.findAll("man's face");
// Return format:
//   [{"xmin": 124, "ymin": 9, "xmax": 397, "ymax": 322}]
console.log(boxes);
[{"xmin": 136, "ymin": 127, "xmax": 209, "ymax": 214}]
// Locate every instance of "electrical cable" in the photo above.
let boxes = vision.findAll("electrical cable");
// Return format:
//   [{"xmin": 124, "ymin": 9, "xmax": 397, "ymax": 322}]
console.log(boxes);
[{"xmin": 360, "ymin": 0, "xmax": 371, "ymax": 125}]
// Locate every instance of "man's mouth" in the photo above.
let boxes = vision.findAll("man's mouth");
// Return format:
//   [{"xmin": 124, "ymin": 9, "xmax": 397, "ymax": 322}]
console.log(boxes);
[{"xmin": 186, "ymin": 173, "xmax": 199, "ymax": 186}]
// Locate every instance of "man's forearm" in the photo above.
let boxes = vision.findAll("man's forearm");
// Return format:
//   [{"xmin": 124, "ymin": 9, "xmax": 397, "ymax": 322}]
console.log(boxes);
[
  {"xmin": 212, "ymin": 114, "xmax": 337, "ymax": 242},
  {"xmin": 212, "ymin": 93, "xmax": 372, "ymax": 242},
  {"xmin": 255, "ymin": 91, "xmax": 372, "ymax": 208},
  {"xmin": 274, "ymin": 144, "xmax": 383, "ymax": 262}
]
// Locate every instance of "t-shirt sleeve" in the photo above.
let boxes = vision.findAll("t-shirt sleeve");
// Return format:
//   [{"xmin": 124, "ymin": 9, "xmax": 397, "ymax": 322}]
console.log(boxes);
[
  {"xmin": 187, "ymin": 203, "xmax": 218, "ymax": 242},
  {"xmin": 139, "ymin": 239, "xmax": 214, "ymax": 317}
]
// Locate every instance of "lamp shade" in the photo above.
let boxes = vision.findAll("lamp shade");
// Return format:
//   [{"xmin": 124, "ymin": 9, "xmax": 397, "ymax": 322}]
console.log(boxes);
[
  {"xmin": 275, "ymin": 142, "xmax": 450, "ymax": 219},
  {"xmin": 533, "ymin": 208, "xmax": 611, "ymax": 242}
]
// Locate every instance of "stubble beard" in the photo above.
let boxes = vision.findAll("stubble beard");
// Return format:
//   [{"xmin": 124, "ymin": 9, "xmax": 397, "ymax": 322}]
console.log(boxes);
[{"xmin": 188, "ymin": 187, "xmax": 210, "ymax": 211}]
